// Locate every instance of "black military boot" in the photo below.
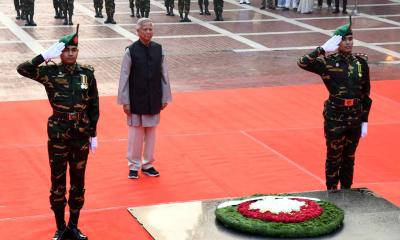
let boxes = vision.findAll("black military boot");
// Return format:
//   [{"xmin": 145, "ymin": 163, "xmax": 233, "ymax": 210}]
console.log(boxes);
[
  {"xmin": 68, "ymin": 14, "xmax": 73, "ymax": 25},
  {"xmin": 104, "ymin": 13, "xmax": 111, "ymax": 23},
  {"xmin": 219, "ymin": 11, "xmax": 223, "ymax": 21},
  {"xmin": 16, "ymin": 10, "xmax": 21, "ymax": 19},
  {"xmin": 169, "ymin": 7, "xmax": 175, "ymax": 16},
  {"xmin": 99, "ymin": 8, "xmax": 104, "ymax": 18},
  {"xmin": 183, "ymin": 13, "xmax": 191, "ymax": 22},
  {"xmin": 179, "ymin": 12, "xmax": 184, "ymax": 22},
  {"xmin": 94, "ymin": 8, "xmax": 100, "ymax": 17},
  {"xmin": 63, "ymin": 11, "xmax": 69, "ymax": 25},
  {"xmin": 52, "ymin": 210, "xmax": 67, "ymax": 240},
  {"xmin": 30, "ymin": 14, "xmax": 37, "ymax": 26},
  {"xmin": 144, "ymin": 11, "xmax": 149, "ymax": 18},
  {"xmin": 110, "ymin": 13, "xmax": 117, "ymax": 24},
  {"xmin": 199, "ymin": 5, "xmax": 204, "ymax": 15},
  {"xmin": 130, "ymin": 7, "xmax": 135, "ymax": 17},
  {"xmin": 68, "ymin": 211, "xmax": 88, "ymax": 240},
  {"xmin": 165, "ymin": 6, "xmax": 170, "ymax": 16},
  {"xmin": 204, "ymin": 6, "xmax": 211, "ymax": 15}
]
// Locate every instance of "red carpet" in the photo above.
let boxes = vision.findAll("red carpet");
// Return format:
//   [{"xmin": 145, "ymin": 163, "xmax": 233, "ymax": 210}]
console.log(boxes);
[{"xmin": 0, "ymin": 80, "xmax": 399, "ymax": 239}]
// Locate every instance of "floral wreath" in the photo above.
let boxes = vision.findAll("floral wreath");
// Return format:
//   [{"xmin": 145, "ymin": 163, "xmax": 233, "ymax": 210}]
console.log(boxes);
[{"xmin": 215, "ymin": 195, "xmax": 344, "ymax": 238}]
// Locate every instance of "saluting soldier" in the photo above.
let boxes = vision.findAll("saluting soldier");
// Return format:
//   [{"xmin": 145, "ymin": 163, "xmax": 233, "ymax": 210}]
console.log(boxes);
[
  {"xmin": 17, "ymin": 25, "xmax": 99, "ymax": 240},
  {"xmin": 178, "ymin": 0, "xmax": 191, "ymax": 22},
  {"xmin": 94, "ymin": 0, "xmax": 104, "ymax": 18},
  {"xmin": 23, "ymin": 0, "xmax": 36, "ymax": 26},
  {"xmin": 61, "ymin": 0, "xmax": 74, "ymax": 25},
  {"xmin": 297, "ymin": 16, "xmax": 372, "ymax": 191},
  {"xmin": 104, "ymin": 0, "xmax": 117, "ymax": 24}
]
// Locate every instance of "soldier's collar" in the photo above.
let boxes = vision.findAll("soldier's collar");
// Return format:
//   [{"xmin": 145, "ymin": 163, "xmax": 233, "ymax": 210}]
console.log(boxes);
[
  {"xmin": 60, "ymin": 63, "xmax": 78, "ymax": 73},
  {"xmin": 337, "ymin": 52, "xmax": 354, "ymax": 63}
]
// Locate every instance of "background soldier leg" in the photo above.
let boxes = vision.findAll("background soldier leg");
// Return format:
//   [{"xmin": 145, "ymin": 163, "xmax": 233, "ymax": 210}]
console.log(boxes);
[
  {"xmin": 204, "ymin": 0, "xmax": 210, "ymax": 15},
  {"xmin": 14, "ymin": 0, "xmax": 21, "ymax": 19},
  {"xmin": 48, "ymin": 139, "xmax": 69, "ymax": 238},
  {"xmin": 24, "ymin": 1, "xmax": 36, "ymax": 26},
  {"xmin": 198, "ymin": 0, "xmax": 204, "ymax": 14},
  {"xmin": 129, "ymin": 0, "xmax": 135, "ymax": 17},
  {"xmin": 339, "ymin": 125, "xmax": 361, "ymax": 189},
  {"xmin": 214, "ymin": 0, "xmax": 223, "ymax": 21},
  {"xmin": 324, "ymin": 122, "xmax": 347, "ymax": 190},
  {"xmin": 67, "ymin": 0, "xmax": 74, "ymax": 25},
  {"xmin": 20, "ymin": 0, "xmax": 26, "ymax": 20},
  {"xmin": 179, "ymin": 0, "xmax": 190, "ymax": 22},
  {"xmin": 165, "ymin": 0, "xmax": 174, "ymax": 16},
  {"xmin": 94, "ymin": 0, "xmax": 104, "ymax": 18},
  {"xmin": 104, "ymin": 0, "xmax": 116, "ymax": 24},
  {"xmin": 143, "ymin": 0, "xmax": 150, "ymax": 18}
]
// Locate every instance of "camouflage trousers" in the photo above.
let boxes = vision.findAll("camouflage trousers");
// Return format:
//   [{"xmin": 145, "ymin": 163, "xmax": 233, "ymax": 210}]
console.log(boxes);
[
  {"xmin": 198, "ymin": 0, "xmax": 208, "ymax": 7},
  {"xmin": 94, "ymin": 0, "xmax": 103, "ymax": 8},
  {"xmin": 60, "ymin": 0, "xmax": 74, "ymax": 14},
  {"xmin": 14, "ymin": 0, "xmax": 22, "ymax": 10},
  {"xmin": 22, "ymin": 0, "xmax": 34, "ymax": 15},
  {"xmin": 165, "ymin": 0, "xmax": 174, "ymax": 8},
  {"xmin": 213, "ymin": 0, "xmax": 223, "ymax": 13},
  {"xmin": 261, "ymin": 0, "xmax": 274, "ymax": 8},
  {"xmin": 178, "ymin": 0, "xmax": 190, "ymax": 14},
  {"xmin": 138, "ymin": 0, "xmax": 150, "ymax": 12},
  {"xmin": 53, "ymin": 0, "xmax": 61, "ymax": 8},
  {"xmin": 47, "ymin": 119, "xmax": 90, "ymax": 213},
  {"xmin": 324, "ymin": 119, "xmax": 361, "ymax": 190},
  {"xmin": 105, "ymin": 0, "xmax": 115, "ymax": 14}
]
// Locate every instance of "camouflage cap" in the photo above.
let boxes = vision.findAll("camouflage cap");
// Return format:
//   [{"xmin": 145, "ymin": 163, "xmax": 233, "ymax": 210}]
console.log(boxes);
[
  {"xmin": 59, "ymin": 24, "xmax": 79, "ymax": 47},
  {"xmin": 333, "ymin": 15, "xmax": 352, "ymax": 37}
]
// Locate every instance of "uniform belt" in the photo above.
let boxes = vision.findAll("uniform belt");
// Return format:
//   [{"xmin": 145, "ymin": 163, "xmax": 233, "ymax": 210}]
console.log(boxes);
[
  {"xmin": 329, "ymin": 96, "xmax": 359, "ymax": 107},
  {"xmin": 53, "ymin": 111, "xmax": 85, "ymax": 120}
]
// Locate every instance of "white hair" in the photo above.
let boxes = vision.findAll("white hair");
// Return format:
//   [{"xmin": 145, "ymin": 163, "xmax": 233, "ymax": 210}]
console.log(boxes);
[{"xmin": 136, "ymin": 18, "xmax": 154, "ymax": 30}]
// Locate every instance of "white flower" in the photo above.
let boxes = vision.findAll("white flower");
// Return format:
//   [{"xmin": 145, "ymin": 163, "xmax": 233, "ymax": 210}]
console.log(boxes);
[{"xmin": 249, "ymin": 198, "xmax": 305, "ymax": 214}]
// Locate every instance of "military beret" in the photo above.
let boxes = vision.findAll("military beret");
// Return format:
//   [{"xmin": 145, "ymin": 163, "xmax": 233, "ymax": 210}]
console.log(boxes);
[
  {"xmin": 333, "ymin": 15, "xmax": 352, "ymax": 37},
  {"xmin": 59, "ymin": 24, "xmax": 79, "ymax": 47}
]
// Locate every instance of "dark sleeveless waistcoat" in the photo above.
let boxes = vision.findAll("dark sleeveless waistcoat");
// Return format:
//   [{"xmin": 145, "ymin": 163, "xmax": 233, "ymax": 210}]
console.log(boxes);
[{"xmin": 128, "ymin": 40, "xmax": 162, "ymax": 115}]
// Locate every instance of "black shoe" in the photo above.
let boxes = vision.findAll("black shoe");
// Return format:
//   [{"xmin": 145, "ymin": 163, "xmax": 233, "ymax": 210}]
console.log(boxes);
[
  {"xmin": 52, "ymin": 227, "xmax": 67, "ymax": 240},
  {"xmin": 67, "ymin": 226, "xmax": 88, "ymax": 240},
  {"xmin": 141, "ymin": 167, "xmax": 160, "ymax": 177},
  {"xmin": 128, "ymin": 170, "xmax": 139, "ymax": 179}
]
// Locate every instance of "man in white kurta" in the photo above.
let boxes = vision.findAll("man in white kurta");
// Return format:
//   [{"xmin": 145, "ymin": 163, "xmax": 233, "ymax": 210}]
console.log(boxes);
[{"xmin": 117, "ymin": 18, "xmax": 172, "ymax": 179}]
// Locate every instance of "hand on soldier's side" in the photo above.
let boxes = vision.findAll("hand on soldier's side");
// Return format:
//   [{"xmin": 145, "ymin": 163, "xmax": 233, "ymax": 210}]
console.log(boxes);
[
  {"xmin": 321, "ymin": 35, "xmax": 342, "ymax": 53},
  {"xmin": 41, "ymin": 42, "xmax": 65, "ymax": 61},
  {"xmin": 361, "ymin": 122, "xmax": 368, "ymax": 138},
  {"xmin": 89, "ymin": 137, "xmax": 98, "ymax": 153},
  {"xmin": 123, "ymin": 104, "xmax": 131, "ymax": 115}
]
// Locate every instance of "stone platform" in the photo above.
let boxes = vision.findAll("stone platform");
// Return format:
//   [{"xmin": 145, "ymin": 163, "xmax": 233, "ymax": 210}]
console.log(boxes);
[{"xmin": 128, "ymin": 188, "xmax": 400, "ymax": 240}]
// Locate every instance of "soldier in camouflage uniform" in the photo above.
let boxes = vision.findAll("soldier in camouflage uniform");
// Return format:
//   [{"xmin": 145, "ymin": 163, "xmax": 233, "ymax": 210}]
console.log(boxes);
[
  {"xmin": 297, "ymin": 16, "xmax": 372, "ymax": 191},
  {"xmin": 14, "ymin": 0, "xmax": 22, "ymax": 19},
  {"xmin": 16, "ymin": 25, "xmax": 99, "ymax": 240},
  {"xmin": 53, "ymin": 0, "xmax": 63, "ymax": 19},
  {"xmin": 61, "ymin": 0, "xmax": 74, "ymax": 25},
  {"xmin": 138, "ymin": 0, "xmax": 150, "ymax": 18},
  {"xmin": 213, "ymin": 0, "xmax": 223, "ymax": 21},
  {"xmin": 178, "ymin": 0, "xmax": 191, "ymax": 22},
  {"xmin": 129, "ymin": 0, "xmax": 140, "ymax": 17},
  {"xmin": 164, "ymin": 0, "xmax": 174, "ymax": 16},
  {"xmin": 94, "ymin": 0, "xmax": 104, "ymax": 18},
  {"xmin": 23, "ymin": 0, "xmax": 36, "ymax": 26},
  {"xmin": 104, "ymin": 0, "xmax": 117, "ymax": 24},
  {"xmin": 198, "ymin": 0, "xmax": 210, "ymax": 16}
]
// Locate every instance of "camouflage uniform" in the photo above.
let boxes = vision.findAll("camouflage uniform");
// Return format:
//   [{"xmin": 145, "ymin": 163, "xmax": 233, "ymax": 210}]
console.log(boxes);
[
  {"xmin": 53, "ymin": 0, "xmax": 63, "ymax": 19},
  {"xmin": 14, "ymin": 0, "xmax": 22, "ymax": 19},
  {"xmin": 16, "ymin": 50, "xmax": 99, "ymax": 238},
  {"xmin": 138, "ymin": 0, "xmax": 150, "ymax": 18},
  {"xmin": 213, "ymin": 0, "xmax": 223, "ymax": 21},
  {"xmin": 164, "ymin": 0, "xmax": 174, "ymax": 16},
  {"xmin": 129, "ymin": 0, "xmax": 140, "ymax": 17},
  {"xmin": 298, "ymin": 47, "xmax": 372, "ymax": 190},
  {"xmin": 93, "ymin": 0, "xmax": 104, "ymax": 18},
  {"xmin": 104, "ymin": 0, "xmax": 117, "ymax": 24},
  {"xmin": 61, "ymin": 0, "xmax": 74, "ymax": 25},
  {"xmin": 178, "ymin": 0, "xmax": 190, "ymax": 22},
  {"xmin": 22, "ymin": 0, "xmax": 36, "ymax": 26}
]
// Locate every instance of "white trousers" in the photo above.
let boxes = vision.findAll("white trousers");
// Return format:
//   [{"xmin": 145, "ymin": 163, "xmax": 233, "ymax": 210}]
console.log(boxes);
[{"xmin": 127, "ymin": 126, "xmax": 157, "ymax": 171}]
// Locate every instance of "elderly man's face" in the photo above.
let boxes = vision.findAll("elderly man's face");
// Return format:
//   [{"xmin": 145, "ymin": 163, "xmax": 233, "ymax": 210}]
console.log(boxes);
[{"xmin": 137, "ymin": 22, "xmax": 153, "ymax": 44}]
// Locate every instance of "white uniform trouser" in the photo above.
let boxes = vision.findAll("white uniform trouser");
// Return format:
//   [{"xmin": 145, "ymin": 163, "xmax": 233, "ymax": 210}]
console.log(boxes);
[{"xmin": 127, "ymin": 126, "xmax": 157, "ymax": 171}]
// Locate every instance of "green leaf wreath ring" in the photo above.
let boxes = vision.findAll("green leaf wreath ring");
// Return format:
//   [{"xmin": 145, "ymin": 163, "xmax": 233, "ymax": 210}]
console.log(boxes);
[{"xmin": 215, "ymin": 195, "xmax": 344, "ymax": 238}]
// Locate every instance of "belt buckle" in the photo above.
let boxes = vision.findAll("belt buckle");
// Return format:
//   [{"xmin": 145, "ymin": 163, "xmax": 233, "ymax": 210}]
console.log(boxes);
[
  {"xmin": 344, "ymin": 99, "xmax": 354, "ymax": 106},
  {"xmin": 68, "ymin": 113, "xmax": 78, "ymax": 120}
]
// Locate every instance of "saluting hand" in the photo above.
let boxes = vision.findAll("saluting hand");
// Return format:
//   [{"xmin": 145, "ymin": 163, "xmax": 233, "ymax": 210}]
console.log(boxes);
[
  {"xmin": 41, "ymin": 42, "xmax": 65, "ymax": 61},
  {"xmin": 321, "ymin": 35, "xmax": 342, "ymax": 53}
]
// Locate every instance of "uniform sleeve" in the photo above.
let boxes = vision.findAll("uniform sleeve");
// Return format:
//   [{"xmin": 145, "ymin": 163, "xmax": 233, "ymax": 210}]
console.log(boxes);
[
  {"xmin": 117, "ymin": 49, "xmax": 132, "ymax": 105},
  {"xmin": 297, "ymin": 47, "xmax": 327, "ymax": 76},
  {"xmin": 16, "ymin": 55, "xmax": 49, "ymax": 84},
  {"xmin": 359, "ymin": 59, "xmax": 372, "ymax": 122},
  {"xmin": 161, "ymin": 49, "xmax": 172, "ymax": 104},
  {"xmin": 88, "ymin": 71, "xmax": 100, "ymax": 137}
]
